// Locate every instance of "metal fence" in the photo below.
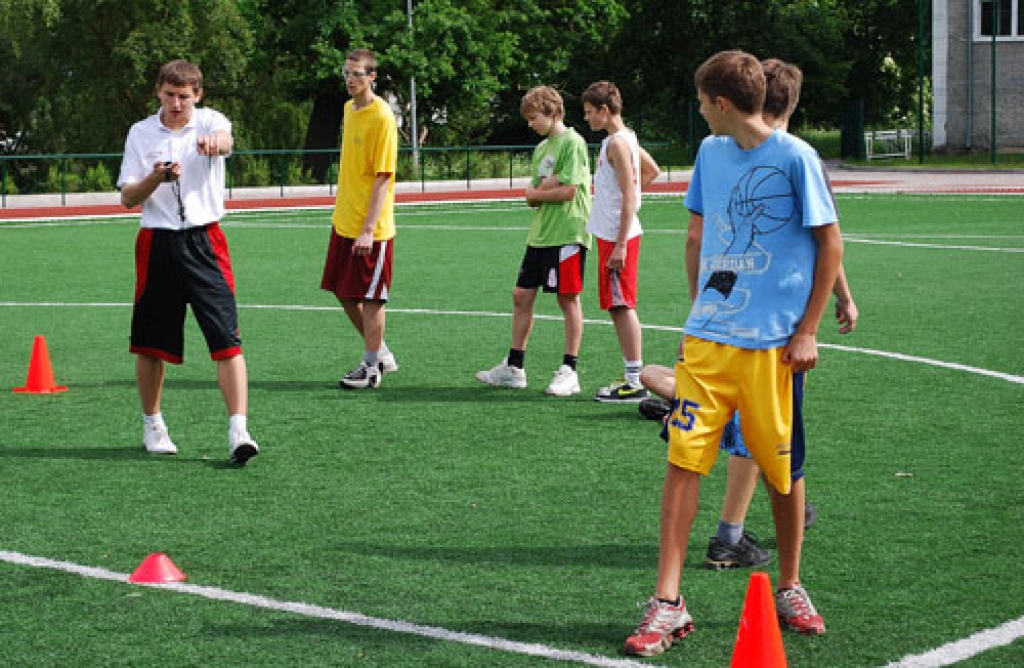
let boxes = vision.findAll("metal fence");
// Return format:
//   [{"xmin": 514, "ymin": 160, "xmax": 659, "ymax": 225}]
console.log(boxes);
[{"xmin": 0, "ymin": 143, "xmax": 678, "ymax": 208}]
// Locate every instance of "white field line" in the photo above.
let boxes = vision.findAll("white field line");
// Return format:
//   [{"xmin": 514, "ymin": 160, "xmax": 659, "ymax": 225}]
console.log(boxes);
[
  {"xmin": 2, "ymin": 301, "xmax": 1020, "ymax": 386},
  {"xmin": 1, "ymin": 301, "xmax": 1022, "ymax": 664},
  {"xmin": 4, "ymin": 216, "xmax": 1023, "ymax": 253},
  {"xmin": 0, "ymin": 551, "xmax": 644, "ymax": 668},
  {"xmin": 880, "ymin": 615, "xmax": 1024, "ymax": 667},
  {"xmin": 842, "ymin": 237, "xmax": 1024, "ymax": 253}
]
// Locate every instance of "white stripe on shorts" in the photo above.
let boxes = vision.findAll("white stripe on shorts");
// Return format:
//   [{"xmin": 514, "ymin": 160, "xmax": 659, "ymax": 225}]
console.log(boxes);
[{"xmin": 365, "ymin": 239, "xmax": 389, "ymax": 300}]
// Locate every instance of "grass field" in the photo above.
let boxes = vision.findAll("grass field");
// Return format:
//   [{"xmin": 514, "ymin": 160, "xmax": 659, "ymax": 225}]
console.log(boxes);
[{"xmin": 1, "ymin": 194, "xmax": 1022, "ymax": 667}]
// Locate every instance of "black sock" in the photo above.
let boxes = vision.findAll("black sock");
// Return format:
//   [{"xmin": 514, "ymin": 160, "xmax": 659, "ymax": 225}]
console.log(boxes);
[
  {"xmin": 507, "ymin": 349, "xmax": 525, "ymax": 369},
  {"xmin": 562, "ymin": 354, "xmax": 578, "ymax": 370},
  {"xmin": 658, "ymin": 595, "xmax": 681, "ymax": 606}
]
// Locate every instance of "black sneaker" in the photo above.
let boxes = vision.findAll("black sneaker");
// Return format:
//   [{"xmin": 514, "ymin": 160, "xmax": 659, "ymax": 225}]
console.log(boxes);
[
  {"xmin": 639, "ymin": 397, "xmax": 672, "ymax": 422},
  {"xmin": 705, "ymin": 532, "xmax": 770, "ymax": 570},
  {"xmin": 339, "ymin": 361, "xmax": 381, "ymax": 389},
  {"xmin": 804, "ymin": 501, "xmax": 818, "ymax": 530},
  {"xmin": 594, "ymin": 378, "xmax": 648, "ymax": 403}
]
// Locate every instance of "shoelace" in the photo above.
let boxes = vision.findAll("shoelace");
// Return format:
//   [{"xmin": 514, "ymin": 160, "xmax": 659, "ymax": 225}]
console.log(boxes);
[
  {"xmin": 634, "ymin": 599, "xmax": 680, "ymax": 634},
  {"xmin": 779, "ymin": 587, "xmax": 816, "ymax": 617}
]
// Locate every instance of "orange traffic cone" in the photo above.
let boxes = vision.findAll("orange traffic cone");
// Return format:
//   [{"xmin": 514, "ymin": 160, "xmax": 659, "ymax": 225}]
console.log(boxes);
[
  {"xmin": 12, "ymin": 335, "xmax": 67, "ymax": 394},
  {"xmin": 731, "ymin": 572, "xmax": 787, "ymax": 668},
  {"xmin": 128, "ymin": 553, "xmax": 187, "ymax": 584}
]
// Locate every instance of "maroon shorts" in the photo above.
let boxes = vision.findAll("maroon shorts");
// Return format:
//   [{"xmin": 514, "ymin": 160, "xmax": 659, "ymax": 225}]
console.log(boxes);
[
  {"xmin": 320, "ymin": 229, "xmax": 394, "ymax": 302},
  {"xmin": 130, "ymin": 224, "xmax": 241, "ymax": 364}
]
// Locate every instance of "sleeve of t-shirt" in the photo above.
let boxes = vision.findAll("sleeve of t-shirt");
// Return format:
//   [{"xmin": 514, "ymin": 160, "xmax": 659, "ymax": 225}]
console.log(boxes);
[
  {"xmin": 116, "ymin": 126, "xmax": 143, "ymax": 189},
  {"xmin": 793, "ymin": 151, "xmax": 837, "ymax": 228},
  {"xmin": 556, "ymin": 135, "xmax": 590, "ymax": 187},
  {"xmin": 684, "ymin": 146, "xmax": 706, "ymax": 216},
  {"xmin": 371, "ymin": 109, "xmax": 398, "ymax": 176},
  {"xmin": 199, "ymin": 108, "xmax": 233, "ymax": 156}
]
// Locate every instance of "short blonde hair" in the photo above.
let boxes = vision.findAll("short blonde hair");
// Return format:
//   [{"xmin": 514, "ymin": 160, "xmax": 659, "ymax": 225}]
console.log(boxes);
[{"xmin": 520, "ymin": 86, "xmax": 564, "ymax": 120}]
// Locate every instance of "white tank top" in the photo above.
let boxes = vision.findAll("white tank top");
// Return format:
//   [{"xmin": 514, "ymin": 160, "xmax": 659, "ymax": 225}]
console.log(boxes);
[{"xmin": 586, "ymin": 129, "xmax": 642, "ymax": 242}]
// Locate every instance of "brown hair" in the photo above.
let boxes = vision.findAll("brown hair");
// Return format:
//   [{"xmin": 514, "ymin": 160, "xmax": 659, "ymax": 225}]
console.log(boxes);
[
  {"xmin": 694, "ymin": 50, "xmax": 765, "ymax": 115},
  {"xmin": 347, "ymin": 48, "xmax": 378, "ymax": 73},
  {"xmin": 156, "ymin": 60, "xmax": 203, "ymax": 92},
  {"xmin": 520, "ymin": 86, "xmax": 564, "ymax": 120},
  {"xmin": 762, "ymin": 58, "xmax": 803, "ymax": 121},
  {"xmin": 581, "ymin": 81, "xmax": 623, "ymax": 115}
]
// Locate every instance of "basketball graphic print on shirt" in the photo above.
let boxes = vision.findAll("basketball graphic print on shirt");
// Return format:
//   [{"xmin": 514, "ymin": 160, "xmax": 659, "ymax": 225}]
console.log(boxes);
[{"xmin": 697, "ymin": 166, "xmax": 796, "ymax": 325}]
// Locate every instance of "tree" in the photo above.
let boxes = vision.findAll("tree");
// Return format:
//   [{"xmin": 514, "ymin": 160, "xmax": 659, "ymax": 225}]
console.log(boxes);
[
  {"xmin": 1, "ymin": 0, "xmax": 251, "ymax": 154},
  {"xmin": 576, "ymin": 0, "xmax": 852, "ymax": 151},
  {"xmin": 842, "ymin": 0, "xmax": 929, "ymax": 127}
]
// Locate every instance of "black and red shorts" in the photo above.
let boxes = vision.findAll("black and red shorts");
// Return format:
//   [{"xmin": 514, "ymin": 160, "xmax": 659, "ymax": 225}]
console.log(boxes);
[
  {"xmin": 516, "ymin": 244, "xmax": 586, "ymax": 295},
  {"xmin": 130, "ymin": 224, "xmax": 242, "ymax": 364}
]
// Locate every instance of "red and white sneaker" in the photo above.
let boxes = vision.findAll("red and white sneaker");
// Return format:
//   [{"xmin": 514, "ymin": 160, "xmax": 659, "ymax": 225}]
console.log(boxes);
[
  {"xmin": 775, "ymin": 584, "xmax": 826, "ymax": 635},
  {"xmin": 623, "ymin": 596, "xmax": 695, "ymax": 657}
]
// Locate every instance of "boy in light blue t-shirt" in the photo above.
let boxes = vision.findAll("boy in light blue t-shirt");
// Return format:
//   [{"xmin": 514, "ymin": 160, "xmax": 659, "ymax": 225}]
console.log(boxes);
[{"xmin": 624, "ymin": 50, "xmax": 843, "ymax": 658}]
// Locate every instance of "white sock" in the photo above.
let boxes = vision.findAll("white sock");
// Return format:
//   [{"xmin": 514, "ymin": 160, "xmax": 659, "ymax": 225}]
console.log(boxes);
[
  {"xmin": 143, "ymin": 413, "xmax": 165, "ymax": 428},
  {"xmin": 229, "ymin": 414, "xmax": 248, "ymax": 433},
  {"xmin": 625, "ymin": 360, "xmax": 643, "ymax": 387},
  {"xmin": 378, "ymin": 341, "xmax": 390, "ymax": 357}
]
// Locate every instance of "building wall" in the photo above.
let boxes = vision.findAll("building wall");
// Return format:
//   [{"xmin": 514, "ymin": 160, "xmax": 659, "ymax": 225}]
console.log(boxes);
[{"xmin": 935, "ymin": 0, "xmax": 1024, "ymax": 151}]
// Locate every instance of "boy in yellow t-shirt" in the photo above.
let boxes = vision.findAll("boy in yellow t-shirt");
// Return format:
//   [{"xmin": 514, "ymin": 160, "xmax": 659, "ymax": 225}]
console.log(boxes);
[{"xmin": 320, "ymin": 48, "xmax": 399, "ymax": 390}]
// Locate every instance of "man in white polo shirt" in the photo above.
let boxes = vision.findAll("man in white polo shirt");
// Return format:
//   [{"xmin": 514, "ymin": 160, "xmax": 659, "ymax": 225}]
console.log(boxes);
[{"xmin": 117, "ymin": 59, "xmax": 258, "ymax": 465}]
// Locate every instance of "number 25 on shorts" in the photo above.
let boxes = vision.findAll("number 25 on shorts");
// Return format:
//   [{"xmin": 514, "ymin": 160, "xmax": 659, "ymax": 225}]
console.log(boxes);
[{"xmin": 670, "ymin": 399, "xmax": 700, "ymax": 431}]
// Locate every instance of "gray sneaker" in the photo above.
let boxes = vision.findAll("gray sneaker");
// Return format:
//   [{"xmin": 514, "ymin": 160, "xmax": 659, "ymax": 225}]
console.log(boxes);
[
  {"xmin": 775, "ymin": 584, "xmax": 825, "ymax": 635},
  {"xmin": 705, "ymin": 532, "xmax": 770, "ymax": 570},
  {"xmin": 623, "ymin": 596, "xmax": 695, "ymax": 657}
]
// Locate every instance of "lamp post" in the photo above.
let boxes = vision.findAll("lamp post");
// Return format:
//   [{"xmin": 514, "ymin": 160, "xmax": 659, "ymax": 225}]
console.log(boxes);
[{"xmin": 407, "ymin": 0, "xmax": 420, "ymax": 167}]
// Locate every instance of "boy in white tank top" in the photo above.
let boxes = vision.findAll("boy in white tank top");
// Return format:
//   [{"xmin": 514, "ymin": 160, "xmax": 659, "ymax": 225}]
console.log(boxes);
[{"xmin": 581, "ymin": 81, "xmax": 661, "ymax": 403}]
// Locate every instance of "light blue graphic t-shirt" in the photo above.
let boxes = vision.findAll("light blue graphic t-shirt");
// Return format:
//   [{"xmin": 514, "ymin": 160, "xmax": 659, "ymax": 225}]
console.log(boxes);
[{"xmin": 683, "ymin": 131, "xmax": 837, "ymax": 349}]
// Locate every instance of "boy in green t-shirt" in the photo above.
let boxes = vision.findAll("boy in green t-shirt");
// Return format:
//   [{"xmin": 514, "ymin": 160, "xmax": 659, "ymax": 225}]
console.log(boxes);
[{"xmin": 476, "ymin": 86, "xmax": 592, "ymax": 396}]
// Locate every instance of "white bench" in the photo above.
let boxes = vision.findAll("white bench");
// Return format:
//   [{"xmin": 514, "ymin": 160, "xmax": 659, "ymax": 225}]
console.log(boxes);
[{"xmin": 864, "ymin": 130, "xmax": 912, "ymax": 160}]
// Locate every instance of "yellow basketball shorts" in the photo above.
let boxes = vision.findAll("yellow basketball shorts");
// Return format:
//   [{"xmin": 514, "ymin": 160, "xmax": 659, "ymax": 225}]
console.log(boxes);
[{"xmin": 667, "ymin": 336, "xmax": 794, "ymax": 494}]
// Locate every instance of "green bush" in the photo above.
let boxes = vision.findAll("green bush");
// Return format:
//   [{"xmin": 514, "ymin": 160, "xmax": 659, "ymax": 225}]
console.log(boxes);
[
  {"xmin": 236, "ymin": 156, "xmax": 271, "ymax": 187},
  {"xmin": 795, "ymin": 129, "xmax": 842, "ymax": 160},
  {"xmin": 82, "ymin": 162, "xmax": 114, "ymax": 192},
  {"xmin": 1, "ymin": 175, "xmax": 19, "ymax": 195},
  {"xmin": 42, "ymin": 164, "xmax": 81, "ymax": 194}
]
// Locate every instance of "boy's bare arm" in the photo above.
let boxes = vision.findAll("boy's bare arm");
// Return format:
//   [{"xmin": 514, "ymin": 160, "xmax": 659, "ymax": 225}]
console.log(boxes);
[
  {"xmin": 609, "ymin": 135, "xmax": 637, "ymax": 245},
  {"xmin": 525, "ymin": 180, "xmax": 577, "ymax": 205},
  {"xmin": 832, "ymin": 264, "xmax": 859, "ymax": 333},
  {"xmin": 353, "ymin": 172, "xmax": 392, "ymax": 252},
  {"xmin": 638, "ymin": 146, "xmax": 661, "ymax": 188},
  {"xmin": 783, "ymin": 223, "xmax": 843, "ymax": 371}
]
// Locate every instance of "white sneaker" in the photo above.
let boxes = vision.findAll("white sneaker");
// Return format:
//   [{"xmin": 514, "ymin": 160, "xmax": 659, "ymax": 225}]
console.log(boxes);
[
  {"xmin": 475, "ymin": 358, "xmax": 527, "ymax": 389},
  {"xmin": 143, "ymin": 422, "xmax": 177, "ymax": 455},
  {"xmin": 545, "ymin": 364, "xmax": 580, "ymax": 396},
  {"xmin": 379, "ymin": 350, "xmax": 399, "ymax": 374},
  {"xmin": 229, "ymin": 428, "xmax": 259, "ymax": 465}
]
